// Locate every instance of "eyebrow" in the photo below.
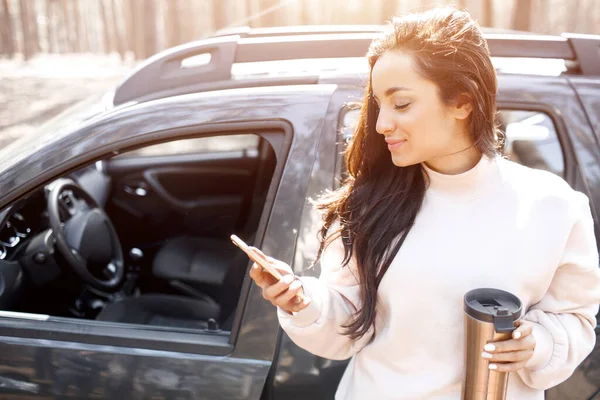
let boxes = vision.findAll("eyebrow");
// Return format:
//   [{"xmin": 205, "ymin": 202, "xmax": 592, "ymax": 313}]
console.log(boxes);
[
  {"xmin": 373, "ymin": 86, "xmax": 412, "ymax": 101},
  {"xmin": 385, "ymin": 86, "xmax": 411, "ymax": 96}
]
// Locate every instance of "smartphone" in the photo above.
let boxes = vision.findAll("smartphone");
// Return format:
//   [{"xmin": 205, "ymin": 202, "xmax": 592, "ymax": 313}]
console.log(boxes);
[
  {"xmin": 230, "ymin": 234, "xmax": 283, "ymax": 280},
  {"xmin": 231, "ymin": 234, "xmax": 306, "ymax": 303}
]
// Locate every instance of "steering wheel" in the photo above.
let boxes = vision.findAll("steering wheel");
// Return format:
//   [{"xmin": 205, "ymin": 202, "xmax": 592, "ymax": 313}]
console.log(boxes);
[{"xmin": 47, "ymin": 179, "xmax": 124, "ymax": 291}]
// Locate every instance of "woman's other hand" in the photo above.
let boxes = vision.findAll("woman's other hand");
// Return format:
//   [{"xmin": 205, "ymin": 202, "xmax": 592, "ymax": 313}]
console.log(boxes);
[
  {"xmin": 481, "ymin": 320, "xmax": 536, "ymax": 372},
  {"xmin": 248, "ymin": 253, "xmax": 311, "ymax": 314}
]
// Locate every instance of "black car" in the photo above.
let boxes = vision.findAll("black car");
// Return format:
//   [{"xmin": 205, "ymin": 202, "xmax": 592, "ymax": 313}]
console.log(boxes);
[{"xmin": 0, "ymin": 26, "xmax": 599, "ymax": 399}]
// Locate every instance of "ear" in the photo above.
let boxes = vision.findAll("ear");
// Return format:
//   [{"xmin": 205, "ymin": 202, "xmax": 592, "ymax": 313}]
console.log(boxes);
[{"xmin": 452, "ymin": 93, "xmax": 473, "ymax": 120}]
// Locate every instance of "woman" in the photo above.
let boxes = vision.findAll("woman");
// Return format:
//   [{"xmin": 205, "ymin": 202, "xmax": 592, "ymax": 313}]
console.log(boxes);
[{"xmin": 249, "ymin": 6, "xmax": 600, "ymax": 399}]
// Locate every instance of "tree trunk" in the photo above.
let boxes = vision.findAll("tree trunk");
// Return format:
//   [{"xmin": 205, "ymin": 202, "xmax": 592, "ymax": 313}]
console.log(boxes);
[
  {"xmin": 213, "ymin": 0, "xmax": 228, "ymax": 31},
  {"xmin": 382, "ymin": 0, "xmax": 398, "ymax": 21},
  {"xmin": 0, "ymin": 0, "xmax": 16, "ymax": 57},
  {"xmin": 142, "ymin": 0, "xmax": 157, "ymax": 58},
  {"xmin": 512, "ymin": 0, "xmax": 532, "ymax": 31},
  {"xmin": 59, "ymin": 0, "xmax": 72, "ymax": 52},
  {"xmin": 98, "ymin": 0, "xmax": 111, "ymax": 53},
  {"xmin": 259, "ymin": 0, "xmax": 279, "ymax": 27},
  {"xmin": 164, "ymin": 0, "xmax": 180, "ymax": 47},
  {"xmin": 45, "ymin": 0, "xmax": 56, "ymax": 53},
  {"xmin": 482, "ymin": 0, "xmax": 493, "ymax": 27},
  {"xmin": 109, "ymin": 0, "xmax": 125, "ymax": 58},
  {"xmin": 71, "ymin": 0, "xmax": 81, "ymax": 52},
  {"xmin": 123, "ymin": 0, "xmax": 137, "ymax": 57},
  {"xmin": 18, "ymin": 0, "xmax": 32, "ymax": 59},
  {"xmin": 27, "ymin": 0, "xmax": 40, "ymax": 52}
]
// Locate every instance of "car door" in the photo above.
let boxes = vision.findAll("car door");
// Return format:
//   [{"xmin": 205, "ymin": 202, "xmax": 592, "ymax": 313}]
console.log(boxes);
[
  {"xmin": 103, "ymin": 135, "xmax": 264, "ymax": 249},
  {"xmin": 0, "ymin": 85, "xmax": 336, "ymax": 399},
  {"xmin": 266, "ymin": 75, "xmax": 600, "ymax": 399}
]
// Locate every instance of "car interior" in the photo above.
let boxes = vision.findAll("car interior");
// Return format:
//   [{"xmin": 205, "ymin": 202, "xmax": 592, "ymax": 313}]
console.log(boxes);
[{"xmin": 0, "ymin": 132, "xmax": 277, "ymax": 333}]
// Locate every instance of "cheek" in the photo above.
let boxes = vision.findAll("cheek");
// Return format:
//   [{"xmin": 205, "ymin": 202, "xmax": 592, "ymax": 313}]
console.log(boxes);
[{"xmin": 402, "ymin": 105, "xmax": 452, "ymax": 141}]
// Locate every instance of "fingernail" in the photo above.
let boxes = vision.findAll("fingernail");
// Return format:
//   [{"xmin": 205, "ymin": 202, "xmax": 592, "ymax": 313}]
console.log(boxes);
[
  {"xmin": 513, "ymin": 331, "xmax": 522, "ymax": 339},
  {"xmin": 294, "ymin": 296, "xmax": 302, "ymax": 304},
  {"xmin": 489, "ymin": 364, "xmax": 498, "ymax": 370},
  {"xmin": 289, "ymin": 281, "xmax": 302, "ymax": 290},
  {"xmin": 302, "ymin": 297, "xmax": 311, "ymax": 305},
  {"xmin": 484, "ymin": 344, "xmax": 496, "ymax": 352},
  {"xmin": 282, "ymin": 275, "xmax": 293, "ymax": 284},
  {"xmin": 481, "ymin": 352, "xmax": 493, "ymax": 359}
]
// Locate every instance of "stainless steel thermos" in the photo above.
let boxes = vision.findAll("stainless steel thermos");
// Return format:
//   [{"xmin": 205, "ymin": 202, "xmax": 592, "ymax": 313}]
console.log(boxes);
[{"xmin": 463, "ymin": 288, "xmax": 523, "ymax": 400}]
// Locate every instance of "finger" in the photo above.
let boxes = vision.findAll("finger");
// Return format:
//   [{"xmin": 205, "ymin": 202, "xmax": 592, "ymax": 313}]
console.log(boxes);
[
  {"xmin": 512, "ymin": 321, "xmax": 534, "ymax": 340},
  {"xmin": 485, "ymin": 335, "xmax": 535, "ymax": 353},
  {"xmin": 274, "ymin": 279, "xmax": 304, "ymax": 306},
  {"xmin": 482, "ymin": 349, "xmax": 534, "ymax": 363},
  {"xmin": 263, "ymin": 274, "xmax": 295, "ymax": 301},
  {"xmin": 488, "ymin": 360, "xmax": 528, "ymax": 373},
  {"xmin": 249, "ymin": 263, "xmax": 268, "ymax": 288}
]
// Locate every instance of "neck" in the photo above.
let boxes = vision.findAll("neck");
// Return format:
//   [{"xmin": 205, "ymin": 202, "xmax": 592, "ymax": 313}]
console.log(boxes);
[{"xmin": 423, "ymin": 146, "xmax": 482, "ymax": 175}]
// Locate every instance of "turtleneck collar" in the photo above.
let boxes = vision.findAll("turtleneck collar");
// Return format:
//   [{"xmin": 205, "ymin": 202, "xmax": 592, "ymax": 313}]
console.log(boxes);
[{"xmin": 421, "ymin": 154, "xmax": 500, "ymax": 201}]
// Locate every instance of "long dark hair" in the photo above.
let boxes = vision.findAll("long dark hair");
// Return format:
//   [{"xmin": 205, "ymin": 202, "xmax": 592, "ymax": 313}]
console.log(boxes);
[{"xmin": 313, "ymin": 7, "xmax": 502, "ymax": 341}]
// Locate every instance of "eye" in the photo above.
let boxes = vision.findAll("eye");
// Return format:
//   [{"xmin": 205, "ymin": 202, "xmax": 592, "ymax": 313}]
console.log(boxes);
[{"xmin": 394, "ymin": 103, "xmax": 411, "ymax": 110}]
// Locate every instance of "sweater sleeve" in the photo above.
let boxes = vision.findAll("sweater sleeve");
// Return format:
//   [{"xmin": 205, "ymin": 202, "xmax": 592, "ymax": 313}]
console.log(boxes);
[
  {"xmin": 277, "ymin": 228, "xmax": 373, "ymax": 360},
  {"xmin": 518, "ymin": 191, "xmax": 600, "ymax": 390}
]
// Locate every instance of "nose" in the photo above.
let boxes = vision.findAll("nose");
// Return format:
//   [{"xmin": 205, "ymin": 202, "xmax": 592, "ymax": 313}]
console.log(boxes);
[{"xmin": 375, "ymin": 108, "xmax": 394, "ymax": 135}]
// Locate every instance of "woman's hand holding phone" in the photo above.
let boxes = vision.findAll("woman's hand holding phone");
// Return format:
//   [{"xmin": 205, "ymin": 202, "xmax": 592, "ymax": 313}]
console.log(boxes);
[
  {"xmin": 249, "ymin": 256, "xmax": 312, "ymax": 314},
  {"xmin": 231, "ymin": 234, "xmax": 311, "ymax": 314}
]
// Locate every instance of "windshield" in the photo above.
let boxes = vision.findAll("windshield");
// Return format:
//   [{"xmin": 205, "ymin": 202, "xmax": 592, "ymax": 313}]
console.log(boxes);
[{"xmin": 0, "ymin": 93, "xmax": 108, "ymax": 174}]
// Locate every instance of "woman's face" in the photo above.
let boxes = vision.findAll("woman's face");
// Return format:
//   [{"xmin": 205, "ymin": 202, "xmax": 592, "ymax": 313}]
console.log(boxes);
[{"xmin": 371, "ymin": 50, "xmax": 472, "ymax": 169}]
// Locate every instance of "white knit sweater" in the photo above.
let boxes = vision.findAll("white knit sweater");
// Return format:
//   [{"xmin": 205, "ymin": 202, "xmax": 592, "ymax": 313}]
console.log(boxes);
[{"xmin": 278, "ymin": 155, "xmax": 600, "ymax": 399}]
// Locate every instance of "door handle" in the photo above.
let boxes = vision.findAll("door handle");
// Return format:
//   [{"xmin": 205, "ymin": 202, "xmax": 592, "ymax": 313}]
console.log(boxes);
[{"xmin": 123, "ymin": 181, "xmax": 149, "ymax": 197}]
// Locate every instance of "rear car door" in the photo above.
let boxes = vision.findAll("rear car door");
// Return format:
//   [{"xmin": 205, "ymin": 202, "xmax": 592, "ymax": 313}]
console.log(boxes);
[{"xmin": 0, "ymin": 85, "xmax": 336, "ymax": 399}]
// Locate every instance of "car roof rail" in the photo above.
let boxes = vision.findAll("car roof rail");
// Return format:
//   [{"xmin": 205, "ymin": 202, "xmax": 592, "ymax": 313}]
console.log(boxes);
[
  {"xmin": 112, "ymin": 29, "xmax": 600, "ymax": 106},
  {"xmin": 210, "ymin": 24, "xmax": 384, "ymax": 38}
]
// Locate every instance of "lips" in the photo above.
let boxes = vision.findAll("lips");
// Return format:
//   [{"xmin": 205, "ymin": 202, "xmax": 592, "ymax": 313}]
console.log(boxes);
[{"xmin": 385, "ymin": 138, "xmax": 407, "ymax": 151}]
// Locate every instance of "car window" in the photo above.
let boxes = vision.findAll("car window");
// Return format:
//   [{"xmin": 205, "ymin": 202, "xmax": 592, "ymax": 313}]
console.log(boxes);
[
  {"xmin": 0, "ymin": 130, "xmax": 281, "ymax": 344},
  {"xmin": 497, "ymin": 110, "xmax": 564, "ymax": 176},
  {"xmin": 117, "ymin": 134, "xmax": 260, "ymax": 158},
  {"xmin": 337, "ymin": 108, "xmax": 564, "ymax": 178}
]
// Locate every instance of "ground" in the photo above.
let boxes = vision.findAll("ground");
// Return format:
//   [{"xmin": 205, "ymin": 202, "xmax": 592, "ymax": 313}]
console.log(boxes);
[{"xmin": 0, "ymin": 54, "xmax": 134, "ymax": 148}]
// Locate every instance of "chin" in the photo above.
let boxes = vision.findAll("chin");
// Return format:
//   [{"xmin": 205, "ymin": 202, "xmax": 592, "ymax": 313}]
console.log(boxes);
[{"xmin": 390, "ymin": 154, "xmax": 420, "ymax": 168}]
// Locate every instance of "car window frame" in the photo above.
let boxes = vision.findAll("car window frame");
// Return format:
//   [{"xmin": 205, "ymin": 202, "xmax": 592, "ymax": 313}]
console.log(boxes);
[{"xmin": 0, "ymin": 120, "xmax": 293, "ymax": 356}]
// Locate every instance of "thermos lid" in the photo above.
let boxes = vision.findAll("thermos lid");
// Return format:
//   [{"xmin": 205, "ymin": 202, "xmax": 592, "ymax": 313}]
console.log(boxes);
[{"xmin": 464, "ymin": 288, "xmax": 522, "ymax": 333}]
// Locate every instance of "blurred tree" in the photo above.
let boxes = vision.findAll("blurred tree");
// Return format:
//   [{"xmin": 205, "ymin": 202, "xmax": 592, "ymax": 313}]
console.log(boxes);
[
  {"xmin": 260, "ymin": 0, "xmax": 279, "ymax": 26},
  {"xmin": 164, "ymin": 0, "xmax": 181, "ymax": 47},
  {"xmin": 383, "ymin": 0, "xmax": 399, "ymax": 20},
  {"xmin": 44, "ymin": 0, "xmax": 56, "ymax": 53},
  {"xmin": 123, "ymin": 0, "xmax": 138, "ymax": 57},
  {"xmin": 71, "ymin": 0, "xmax": 81, "ymax": 52},
  {"xmin": 142, "ymin": 0, "xmax": 157, "ymax": 58},
  {"xmin": 512, "ymin": 0, "xmax": 532, "ymax": 31},
  {"xmin": 481, "ymin": 0, "xmax": 493, "ymax": 27},
  {"xmin": 109, "ymin": 0, "xmax": 125, "ymax": 58},
  {"xmin": 59, "ymin": 0, "xmax": 72, "ymax": 52},
  {"xmin": 0, "ymin": 0, "xmax": 15, "ymax": 57},
  {"xmin": 213, "ymin": 0, "xmax": 228, "ymax": 30},
  {"xmin": 99, "ymin": 0, "xmax": 110, "ymax": 52},
  {"xmin": 18, "ymin": 0, "xmax": 35, "ymax": 59},
  {"xmin": 29, "ymin": 0, "xmax": 40, "ymax": 52}
]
